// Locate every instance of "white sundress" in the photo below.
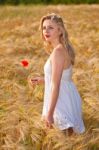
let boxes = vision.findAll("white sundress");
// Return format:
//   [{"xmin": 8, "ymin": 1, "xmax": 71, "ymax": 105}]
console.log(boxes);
[{"xmin": 42, "ymin": 57, "xmax": 85, "ymax": 134}]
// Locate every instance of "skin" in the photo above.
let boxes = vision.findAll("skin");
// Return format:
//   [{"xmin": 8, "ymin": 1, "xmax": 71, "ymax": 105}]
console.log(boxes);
[
  {"xmin": 31, "ymin": 76, "xmax": 44, "ymax": 85},
  {"xmin": 42, "ymin": 19, "xmax": 61, "ymax": 47},
  {"xmin": 31, "ymin": 19, "xmax": 73, "ymax": 134}
]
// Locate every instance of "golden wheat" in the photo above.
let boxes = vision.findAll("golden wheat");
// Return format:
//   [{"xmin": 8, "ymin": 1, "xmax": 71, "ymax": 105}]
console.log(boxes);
[{"xmin": 0, "ymin": 4, "xmax": 99, "ymax": 150}]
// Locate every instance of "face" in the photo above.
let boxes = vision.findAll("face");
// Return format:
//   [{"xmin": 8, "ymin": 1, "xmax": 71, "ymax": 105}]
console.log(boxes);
[{"xmin": 42, "ymin": 19, "xmax": 61, "ymax": 43}]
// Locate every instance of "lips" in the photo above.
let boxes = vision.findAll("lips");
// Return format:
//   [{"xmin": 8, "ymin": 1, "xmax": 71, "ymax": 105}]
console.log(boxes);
[{"xmin": 44, "ymin": 34, "xmax": 50, "ymax": 38}]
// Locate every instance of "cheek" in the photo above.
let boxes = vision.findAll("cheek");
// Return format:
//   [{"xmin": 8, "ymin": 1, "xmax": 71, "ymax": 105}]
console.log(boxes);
[{"xmin": 52, "ymin": 30, "xmax": 59, "ymax": 38}]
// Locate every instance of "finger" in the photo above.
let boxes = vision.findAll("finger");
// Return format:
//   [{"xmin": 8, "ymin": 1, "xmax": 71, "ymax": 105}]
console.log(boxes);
[
  {"xmin": 45, "ymin": 121, "xmax": 53, "ymax": 129},
  {"xmin": 49, "ymin": 124, "xmax": 53, "ymax": 128},
  {"xmin": 31, "ymin": 79, "xmax": 38, "ymax": 82},
  {"xmin": 31, "ymin": 81, "xmax": 36, "ymax": 84},
  {"xmin": 45, "ymin": 121, "xmax": 49, "ymax": 128},
  {"xmin": 48, "ymin": 125, "xmax": 53, "ymax": 129},
  {"xmin": 31, "ymin": 80, "xmax": 38, "ymax": 84}
]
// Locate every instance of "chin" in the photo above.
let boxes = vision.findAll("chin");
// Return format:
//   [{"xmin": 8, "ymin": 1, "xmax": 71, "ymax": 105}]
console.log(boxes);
[{"xmin": 45, "ymin": 39, "xmax": 51, "ymax": 43}]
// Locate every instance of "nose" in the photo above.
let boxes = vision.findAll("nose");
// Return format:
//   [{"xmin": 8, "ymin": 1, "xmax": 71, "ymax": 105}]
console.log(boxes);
[{"xmin": 44, "ymin": 28, "xmax": 49, "ymax": 33}]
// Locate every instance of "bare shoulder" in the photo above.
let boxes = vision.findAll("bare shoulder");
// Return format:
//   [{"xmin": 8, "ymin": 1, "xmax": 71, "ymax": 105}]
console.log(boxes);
[
  {"xmin": 50, "ymin": 44, "xmax": 72, "ymax": 69},
  {"xmin": 48, "ymin": 45, "xmax": 65, "ymax": 70},
  {"xmin": 51, "ymin": 44, "xmax": 68, "ymax": 60},
  {"xmin": 54, "ymin": 43, "xmax": 64, "ymax": 52}
]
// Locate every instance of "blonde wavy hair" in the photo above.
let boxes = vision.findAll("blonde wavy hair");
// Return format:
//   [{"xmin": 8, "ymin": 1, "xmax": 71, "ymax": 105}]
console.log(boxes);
[{"xmin": 39, "ymin": 13, "xmax": 75, "ymax": 65}]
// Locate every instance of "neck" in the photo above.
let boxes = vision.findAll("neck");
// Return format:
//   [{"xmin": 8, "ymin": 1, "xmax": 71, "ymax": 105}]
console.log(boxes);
[{"xmin": 50, "ymin": 39, "xmax": 61, "ymax": 49}]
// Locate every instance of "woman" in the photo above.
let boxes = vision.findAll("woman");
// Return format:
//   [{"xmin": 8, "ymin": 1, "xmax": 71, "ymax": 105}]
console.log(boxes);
[{"xmin": 31, "ymin": 13, "xmax": 85, "ymax": 135}]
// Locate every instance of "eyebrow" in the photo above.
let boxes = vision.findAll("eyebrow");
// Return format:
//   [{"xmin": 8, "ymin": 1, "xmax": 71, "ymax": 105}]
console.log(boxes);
[{"xmin": 43, "ymin": 25, "xmax": 53, "ymax": 28}]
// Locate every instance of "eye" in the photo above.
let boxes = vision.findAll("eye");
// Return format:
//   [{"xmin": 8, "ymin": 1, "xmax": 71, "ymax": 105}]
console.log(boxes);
[
  {"xmin": 49, "ymin": 26, "xmax": 54, "ymax": 29},
  {"xmin": 42, "ymin": 26, "xmax": 54, "ymax": 30}
]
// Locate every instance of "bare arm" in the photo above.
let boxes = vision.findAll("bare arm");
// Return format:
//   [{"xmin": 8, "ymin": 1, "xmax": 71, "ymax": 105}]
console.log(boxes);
[
  {"xmin": 47, "ymin": 47, "xmax": 65, "ymax": 116},
  {"xmin": 31, "ymin": 76, "xmax": 45, "ymax": 85}
]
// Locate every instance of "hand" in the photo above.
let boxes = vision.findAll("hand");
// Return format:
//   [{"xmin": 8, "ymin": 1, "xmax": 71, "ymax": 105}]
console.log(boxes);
[
  {"xmin": 31, "ymin": 76, "xmax": 44, "ymax": 86},
  {"xmin": 44, "ymin": 113, "xmax": 54, "ymax": 129}
]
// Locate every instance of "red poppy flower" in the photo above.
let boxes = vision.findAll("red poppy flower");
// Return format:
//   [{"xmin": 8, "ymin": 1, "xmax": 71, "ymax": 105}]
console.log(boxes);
[{"xmin": 21, "ymin": 60, "xmax": 29, "ymax": 67}]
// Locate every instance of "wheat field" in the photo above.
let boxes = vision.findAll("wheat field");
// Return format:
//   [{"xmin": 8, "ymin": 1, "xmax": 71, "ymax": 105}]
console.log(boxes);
[{"xmin": 0, "ymin": 4, "xmax": 99, "ymax": 150}]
